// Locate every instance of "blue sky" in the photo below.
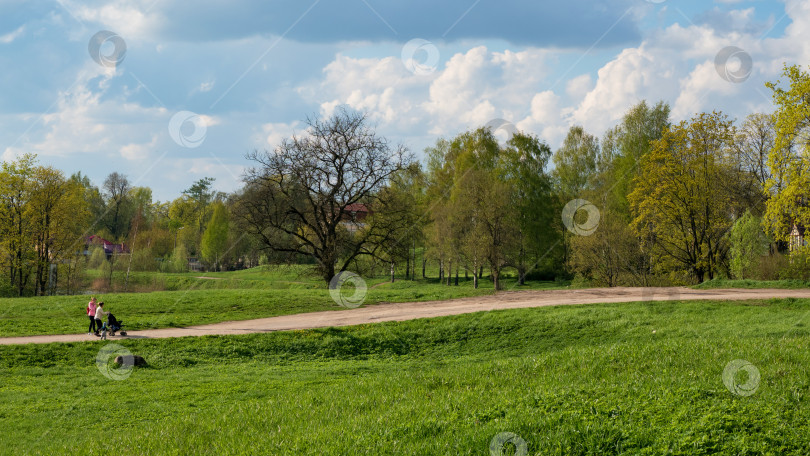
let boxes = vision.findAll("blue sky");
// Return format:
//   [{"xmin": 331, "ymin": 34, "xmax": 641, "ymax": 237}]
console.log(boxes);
[{"xmin": 0, "ymin": 0, "xmax": 803, "ymax": 201}]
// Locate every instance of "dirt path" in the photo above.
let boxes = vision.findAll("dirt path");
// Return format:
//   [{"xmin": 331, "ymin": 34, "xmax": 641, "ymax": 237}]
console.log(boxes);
[{"xmin": 3, "ymin": 287, "xmax": 810, "ymax": 345}]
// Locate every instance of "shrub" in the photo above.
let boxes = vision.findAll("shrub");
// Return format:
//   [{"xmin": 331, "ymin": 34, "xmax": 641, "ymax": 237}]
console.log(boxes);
[{"xmin": 87, "ymin": 247, "xmax": 107, "ymax": 269}]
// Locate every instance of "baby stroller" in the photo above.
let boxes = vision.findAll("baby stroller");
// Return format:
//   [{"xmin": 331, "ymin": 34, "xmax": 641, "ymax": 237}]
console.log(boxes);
[{"xmin": 107, "ymin": 313, "xmax": 127, "ymax": 336}]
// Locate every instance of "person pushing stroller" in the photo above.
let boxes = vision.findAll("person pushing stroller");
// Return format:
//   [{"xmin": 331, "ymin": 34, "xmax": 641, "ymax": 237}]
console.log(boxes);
[{"xmin": 94, "ymin": 302, "xmax": 108, "ymax": 337}]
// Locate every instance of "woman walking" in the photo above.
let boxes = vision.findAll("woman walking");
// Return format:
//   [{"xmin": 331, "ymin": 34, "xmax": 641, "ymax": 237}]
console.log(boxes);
[{"xmin": 87, "ymin": 297, "xmax": 98, "ymax": 335}]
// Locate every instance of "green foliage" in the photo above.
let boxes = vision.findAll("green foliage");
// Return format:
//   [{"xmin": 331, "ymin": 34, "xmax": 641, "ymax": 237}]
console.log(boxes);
[
  {"xmin": 87, "ymin": 246, "xmax": 107, "ymax": 269},
  {"xmin": 552, "ymin": 125, "xmax": 600, "ymax": 199},
  {"xmin": 603, "ymin": 100, "xmax": 671, "ymax": 219},
  {"xmin": 729, "ymin": 211, "xmax": 769, "ymax": 279},
  {"xmin": 200, "ymin": 202, "xmax": 229, "ymax": 270},
  {"xmin": 169, "ymin": 244, "xmax": 189, "ymax": 273},
  {"xmin": 629, "ymin": 112, "xmax": 737, "ymax": 282},
  {"xmin": 764, "ymin": 64, "xmax": 810, "ymax": 241},
  {"xmin": 780, "ymin": 247, "xmax": 810, "ymax": 280},
  {"xmin": 131, "ymin": 247, "xmax": 159, "ymax": 272},
  {"xmin": 426, "ymin": 128, "xmax": 560, "ymax": 289}
]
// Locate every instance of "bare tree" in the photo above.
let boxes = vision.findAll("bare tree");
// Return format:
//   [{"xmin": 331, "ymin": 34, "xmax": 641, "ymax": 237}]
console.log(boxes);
[
  {"xmin": 103, "ymin": 172, "xmax": 131, "ymax": 240},
  {"xmin": 236, "ymin": 108, "xmax": 412, "ymax": 283}
]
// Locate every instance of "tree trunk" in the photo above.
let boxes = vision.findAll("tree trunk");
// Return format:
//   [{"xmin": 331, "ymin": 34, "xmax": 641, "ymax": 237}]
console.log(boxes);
[
  {"xmin": 473, "ymin": 271, "xmax": 479, "ymax": 289},
  {"xmin": 405, "ymin": 251, "xmax": 410, "ymax": 280},
  {"xmin": 412, "ymin": 240, "xmax": 417, "ymax": 281},
  {"xmin": 422, "ymin": 258, "xmax": 426, "ymax": 279},
  {"xmin": 390, "ymin": 261, "xmax": 395, "ymax": 283},
  {"xmin": 446, "ymin": 260, "xmax": 452, "ymax": 286},
  {"xmin": 454, "ymin": 264, "xmax": 459, "ymax": 286},
  {"xmin": 320, "ymin": 257, "xmax": 337, "ymax": 284},
  {"xmin": 125, "ymin": 221, "xmax": 139, "ymax": 292}
]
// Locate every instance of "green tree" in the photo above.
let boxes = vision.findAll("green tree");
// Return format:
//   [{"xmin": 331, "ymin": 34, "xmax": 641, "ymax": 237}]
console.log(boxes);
[
  {"xmin": 570, "ymin": 211, "xmax": 643, "ymax": 287},
  {"xmin": 630, "ymin": 112, "xmax": 736, "ymax": 283},
  {"xmin": 87, "ymin": 247, "xmax": 107, "ymax": 269},
  {"xmin": 169, "ymin": 244, "xmax": 189, "ymax": 273},
  {"xmin": 183, "ymin": 177, "xmax": 216, "ymax": 234},
  {"xmin": 29, "ymin": 166, "xmax": 89, "ymax": 295},
  {"xmin": 729, "ymin": 211, "xmax": 769, "ymax": 279},
  {"xmin": 603, "ymin": 101, "xmax": 671, "ymax": 218},
  {"xmin": 0, "ymin": 154, "xmax": 38, "ymax": 295},
  {"xmin": 763, "ymin": 64, "xmax": 810, "ymax": 243},
  {"xmin": 102, "ymin": 172, "xmax": 132, "ymax": 240},
  {"xmin": 552, "ymin": 125, "xmax": 600, "ymax": 200},
  {"xmin": 500, "ymin": 132, "xmax": 558, "ymax": 284},
  {"xmin": 201, "ymin": 202, "xmax": 230, "ymax": 271}
]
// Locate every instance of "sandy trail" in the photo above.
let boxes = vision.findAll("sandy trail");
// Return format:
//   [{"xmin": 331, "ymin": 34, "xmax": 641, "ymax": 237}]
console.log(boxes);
[{"xmin": 3, "ymin": 287, "xmax": 810, "ymax": 345}]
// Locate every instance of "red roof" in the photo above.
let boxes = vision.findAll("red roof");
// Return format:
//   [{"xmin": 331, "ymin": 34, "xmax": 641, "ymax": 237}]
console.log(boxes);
[
  {"xmin": 344, "ymin": 203, "xmax": 369, "ymax": 213},
  {"xmin": 86, "ymin": 235, "xmax": 129, "ymax": 254}
]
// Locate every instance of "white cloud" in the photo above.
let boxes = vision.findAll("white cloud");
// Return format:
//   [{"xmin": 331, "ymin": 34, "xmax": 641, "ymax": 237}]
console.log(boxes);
[
  {"xmin": 120, "ymin": 135, "xmax": 157, "ymax": 160},
  {"xmin": 565, "ymin": 74, "xmax": 592, "ymax": 100},
  {"xmin": 0, "ymin": 25, "xmax": 25, "ymax": 44},
  {"xmin": 197, "ymin": 81, "xmax": 215, "ymax": 93},
  {"xmin": 58, "ymin": 0, "xmax": 163, "ymax": 39},
  {"xmin": 259, "ymin": 121, "xmax": 302, "ymax": 149}
]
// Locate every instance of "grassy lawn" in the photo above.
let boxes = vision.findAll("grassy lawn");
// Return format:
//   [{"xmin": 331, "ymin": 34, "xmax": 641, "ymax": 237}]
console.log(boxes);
[
  {"xmin": 2, "ymin": 298, "xmax": 810, "ymax": 454},
  {"xmin": 694, "ymin": 279, "xmax": 810, "ymax": 289}
]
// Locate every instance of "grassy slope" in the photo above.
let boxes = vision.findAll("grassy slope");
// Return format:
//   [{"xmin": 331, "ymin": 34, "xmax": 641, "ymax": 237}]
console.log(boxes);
[
  {"xmin": 694, "ymin": 278, "xmax": 810, "ymax": 289},
  {"xmin": 2, "ymin": 298, "xmax": 810, "ymax": 454}
]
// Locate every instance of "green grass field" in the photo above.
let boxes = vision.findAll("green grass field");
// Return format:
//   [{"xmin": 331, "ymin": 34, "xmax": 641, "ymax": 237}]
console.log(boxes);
[
  {"xmin": 694, "ymin": 278, "xmax": 810, "ymax": 289},
  {"xmin": 2, "ymin": 298, "xmax": 810, "ymax": 454}
]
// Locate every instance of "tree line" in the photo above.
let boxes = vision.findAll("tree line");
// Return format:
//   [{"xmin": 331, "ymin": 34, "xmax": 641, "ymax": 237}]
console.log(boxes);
[{"xmin": 1, "ymin": 63, "xmax": 809, "ymax": 296}]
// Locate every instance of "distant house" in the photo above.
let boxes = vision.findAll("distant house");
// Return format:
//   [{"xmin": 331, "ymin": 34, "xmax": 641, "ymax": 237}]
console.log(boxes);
[
  {"xmin": 85, "ymin": 235, "xmax": 129, "ymax": 258},
  {"xmin": 340, "ymin": 203, "xmax": 371, "ymax": 234},
  {"xmin": 790, "ymin": 224, "xmax": 806, "ymax": 252}
]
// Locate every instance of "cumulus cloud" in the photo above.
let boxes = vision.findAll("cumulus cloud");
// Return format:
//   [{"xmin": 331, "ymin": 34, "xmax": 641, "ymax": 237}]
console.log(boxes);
[{"xmin": 298, "ymin": 0, "xmax": 809, "ymax": 153}]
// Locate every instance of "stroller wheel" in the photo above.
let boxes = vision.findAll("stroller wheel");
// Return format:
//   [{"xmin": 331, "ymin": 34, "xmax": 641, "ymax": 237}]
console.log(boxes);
[{"xmin": 121, "ymin": 331, "xmax": 127, "ymax": 336}]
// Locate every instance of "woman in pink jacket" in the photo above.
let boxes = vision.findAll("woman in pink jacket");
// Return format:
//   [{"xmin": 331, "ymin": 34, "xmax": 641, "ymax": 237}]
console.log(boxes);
[{"xmin": 87, "ymin": 297, "xmax": 98, "ymax": 335}]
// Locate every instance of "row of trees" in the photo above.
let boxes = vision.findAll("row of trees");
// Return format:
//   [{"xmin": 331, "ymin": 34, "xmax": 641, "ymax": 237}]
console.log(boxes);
[
  {"xmin": 235, "ymin": 64, "xmax": 810, "ymax": 288},
  {"xmin": 2, "ymin": 64, "xmax": 809, "ymax": 295},
  {"xmin": 0, "ymin": 156, "xmax": 245, "ymax": 295}
]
